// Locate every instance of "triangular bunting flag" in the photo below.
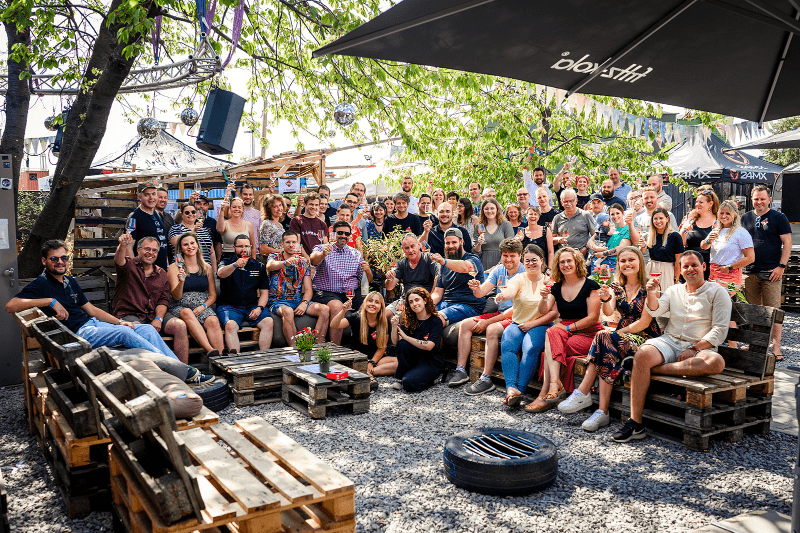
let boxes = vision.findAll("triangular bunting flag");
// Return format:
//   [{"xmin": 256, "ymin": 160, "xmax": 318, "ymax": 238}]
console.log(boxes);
[
  {"xmin": 555, "ymin": 89, "xmax": 566, "ymax": 108},
  {"xmin": 170, "ymin": 122, "xmax": 177, "ymax": 135},
  {"xmin": 179, "ymin": 123, "xmax": 187, "ymax": 135}
]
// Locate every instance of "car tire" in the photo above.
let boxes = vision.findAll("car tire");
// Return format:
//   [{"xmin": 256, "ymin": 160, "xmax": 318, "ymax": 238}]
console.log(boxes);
[
  {"xmin": 193, "ymin": 378, "xmax": 230, "ymax": 411},
  {"xmin": 443, "ymin": 428, "xmax": 558, "ymax": 495}
]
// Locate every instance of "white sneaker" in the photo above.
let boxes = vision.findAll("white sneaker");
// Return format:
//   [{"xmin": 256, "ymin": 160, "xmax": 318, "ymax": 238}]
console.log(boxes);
[
  {"xmin": 582, "ymin": 409, "xmax": 610, "ymax": 432},
  {"xmin": 557, "ymin": 390, "xmax": 592, "ymax": 413}
]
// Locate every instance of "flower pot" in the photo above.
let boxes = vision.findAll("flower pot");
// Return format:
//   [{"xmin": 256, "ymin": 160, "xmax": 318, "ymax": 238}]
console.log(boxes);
[
  {"xmin": 319, "ymin": 361, "xmax": 331, "ymax": 374},
  {"xmin": 299, "ymin": 350, "xmax": 310, "ymax": 363}
]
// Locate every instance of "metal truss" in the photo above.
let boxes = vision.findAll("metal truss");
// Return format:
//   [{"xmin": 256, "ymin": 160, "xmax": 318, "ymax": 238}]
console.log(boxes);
[{"xmin": 0, "ymin": 38, "xmax": 220, "ymax": 95}]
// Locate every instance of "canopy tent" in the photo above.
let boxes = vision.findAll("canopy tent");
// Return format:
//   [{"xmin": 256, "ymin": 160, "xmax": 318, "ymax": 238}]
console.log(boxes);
[
  {"xmin": 664, "ymin": 134, "xmax": 784, "ymax": 184},
  {"xmin": 326, "ymin": 171, "xmax": 391, "ymax": 198},
  {"xmin": 315, "ymin": 0, "xmax": 800, "ymax": 124},
  {"xmin": 89, "ymin": 129, "xmax": 230, "ymax": 174},
  {"xmin": 731, "ymin": 127, "xmax": 800, "ymax": 151}
]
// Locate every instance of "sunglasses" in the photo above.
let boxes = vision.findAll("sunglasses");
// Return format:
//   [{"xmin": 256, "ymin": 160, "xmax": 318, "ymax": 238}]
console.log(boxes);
[
  {"xmin": 698, "ymin": 190, "xmax": 714, "ymax": 196},
  {"xmin": 48, "ymin": 255, "xmax": 69, "ymax": 263},
  {"xmin": 336, "ymin": 231, "xmax": 352, "ymax": 237},
  {"xmin": 183, "ymin": 210, "xmax": 196, "ymax": 215}
]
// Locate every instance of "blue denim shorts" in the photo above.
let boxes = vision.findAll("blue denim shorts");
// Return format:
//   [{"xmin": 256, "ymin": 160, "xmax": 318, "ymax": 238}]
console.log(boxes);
[
  {"xmin": 436, "ymin": 301, "xmax": 481, "ymax": 326},
  {"xmin": 216, "ymin": 304, "xmax": 272, "ymax": 327},
  {"xmin": 268, "ymin": 299, "xmax": 304, "ymax": 314}
]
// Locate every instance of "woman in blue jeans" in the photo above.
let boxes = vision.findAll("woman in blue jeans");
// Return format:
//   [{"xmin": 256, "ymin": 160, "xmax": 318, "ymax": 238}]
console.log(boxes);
[{"xmin": 494, "ymin": 244, "xmax": 558, "ymax": 407}]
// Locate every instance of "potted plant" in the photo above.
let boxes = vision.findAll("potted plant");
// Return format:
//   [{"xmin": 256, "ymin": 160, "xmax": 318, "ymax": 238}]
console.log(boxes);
[
  {"xmin": 316, "ymin": 347, "xmax": 332, "ymax": 373},
  {"xmin": 292, "ymin": 327, "xmax": 318, "ymax": 362}
]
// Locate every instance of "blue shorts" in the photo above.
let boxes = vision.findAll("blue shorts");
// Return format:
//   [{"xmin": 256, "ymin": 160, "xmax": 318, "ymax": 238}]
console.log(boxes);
[
  {"xmin": 269, "ymin": 299, "xmax": 304, "ymax": 314},
  {"xmin": 436, "ymin": 301, "xmax": 481, "ymax": 326},
  {"xmin": 216, "ymin": 304, "xmax": 272, "ymax": 327}
]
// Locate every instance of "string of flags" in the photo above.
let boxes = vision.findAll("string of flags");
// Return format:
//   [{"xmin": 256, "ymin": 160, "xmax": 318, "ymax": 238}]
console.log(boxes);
[{"xmin": 534, "ymin": 85, "xmax": 776, "ymax": 148}]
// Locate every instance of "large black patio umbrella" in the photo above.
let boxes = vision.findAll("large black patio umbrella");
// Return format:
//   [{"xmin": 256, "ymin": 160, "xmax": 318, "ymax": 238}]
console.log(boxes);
[
  {"xmin": 733, "ymin": 127, "xmax": 800, "ymax": 150},
  {"xmin": 314, "ymin": 0, "xmax": 800, "ymax": 124}
]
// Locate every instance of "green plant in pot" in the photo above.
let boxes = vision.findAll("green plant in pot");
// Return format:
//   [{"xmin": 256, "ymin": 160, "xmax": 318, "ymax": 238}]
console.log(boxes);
[
  {"xmin": 316, "ymin": 347, "xmax": 332, "ymax": 373},
  {"xmin": 292, "ymin": 327, "xmax": 318, "ymax": 362}
]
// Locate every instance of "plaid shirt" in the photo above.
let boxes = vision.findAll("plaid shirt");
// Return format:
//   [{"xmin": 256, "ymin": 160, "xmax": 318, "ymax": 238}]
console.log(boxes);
[{"xmin": 312, "ymin": 243, "xmax": 364, "ymax": 293}]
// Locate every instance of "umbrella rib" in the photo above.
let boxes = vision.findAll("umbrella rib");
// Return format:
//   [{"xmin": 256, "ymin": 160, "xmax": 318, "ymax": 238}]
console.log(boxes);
[
  {"xmin": 705, "ymin": 0, "xmax": 799, "ymax": 33},
  {"xmin": 567, "ymin": 0, "xmax": 699, "ymax": 96},
  {"xmin": 758, "ymin": 9, "xmax": 799, "ymax": 126},
  {"xmin": 313, "ymin": 0, "xmax": 496, "ymax": 57},
  {"xmin": 741, "ymin": 0, "xmax": 800, "ymax": 33}
]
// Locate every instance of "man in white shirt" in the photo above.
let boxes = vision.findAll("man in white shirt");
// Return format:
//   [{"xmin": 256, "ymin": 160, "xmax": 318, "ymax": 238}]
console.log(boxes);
[
  {"xmin": 613, "ymin": 251, "xmax": 731, "ymax": 443},
  {"xmin": 400, "ymin": 176, "xmax": 420, "ymax": 214},
  {"xmin": 647, "ymin": 174, "xmax": 672, "ymax": 211}
]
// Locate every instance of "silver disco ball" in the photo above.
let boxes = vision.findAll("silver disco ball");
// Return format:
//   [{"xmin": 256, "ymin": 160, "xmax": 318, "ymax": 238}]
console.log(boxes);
[
  {"xmin": 44, "ymin": 115, "xmax": 60, "ymax": 131},
  {"xmin": 328, "ymin": 129, "xmax": 336, "ymax": 138},
  {"xmin": 179, "ymin": 107, "xmax": 199, "ymax": 127},
  {"xmin": 137, "ymin": 117, "xmax": 161, "ymax": 139},
  {"xmin": 333, "ymin": 102, "xmax": 356, "ymax": 126}
]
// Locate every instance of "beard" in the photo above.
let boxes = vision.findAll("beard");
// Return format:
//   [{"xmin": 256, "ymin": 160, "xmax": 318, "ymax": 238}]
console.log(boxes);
[
  {"xmin": 445, "ymin": 245, "xmax": 463, "ymax": 259},
  {"xmin": 601, "ymin": 190, "xmax": 614, "ymax": 199}
]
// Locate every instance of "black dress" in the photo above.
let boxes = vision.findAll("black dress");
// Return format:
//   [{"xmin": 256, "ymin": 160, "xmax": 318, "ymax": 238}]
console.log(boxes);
[
  {"xmin": 393, "ymin": 315, "xmax": 443, "ymax": 392},
  {"xmin": 685, "ymin": 223, "xmax": 713, "ymax": 279}
]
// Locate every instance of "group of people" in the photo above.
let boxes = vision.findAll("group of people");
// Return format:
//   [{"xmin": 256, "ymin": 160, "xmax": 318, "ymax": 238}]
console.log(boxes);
[{"xmin": 6, "ymin": 170, "xmax": 791, "ymax": 443}]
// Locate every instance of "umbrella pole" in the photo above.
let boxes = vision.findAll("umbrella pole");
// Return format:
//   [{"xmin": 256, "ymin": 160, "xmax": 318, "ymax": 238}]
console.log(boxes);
[{"xmin": 793, "ymin": 369, "xmax": 800, "ymax": 533}]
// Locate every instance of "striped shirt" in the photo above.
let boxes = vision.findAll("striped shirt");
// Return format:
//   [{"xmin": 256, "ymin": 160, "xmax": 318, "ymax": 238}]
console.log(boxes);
[
  {"xmin": 168, "ymin": 223, "xmax": 214, "ymax": 265},
  {"xmin": 311, "ymin": 243, "xmax": 364, "ymax": 293}
]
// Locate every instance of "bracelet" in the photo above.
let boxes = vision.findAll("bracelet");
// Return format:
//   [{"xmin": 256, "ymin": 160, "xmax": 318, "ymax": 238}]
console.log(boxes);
[
  {"xmin": 600, "ymin": 297, "xmax": 612, "ymax": 303},
  {"xmin": 118, "ymin": 319, "xmax": 123, "ymax": 325},
  {"xmin": 154, "ymin": 316, "xmax": 163, "ymax": 322},
  {"xmin": 566, "ymin": 324, "xmax": 571, "ymax": 333},
  {"xmin": 444, "ymin": 259, "xmax": 448, "ymax": 267},
  {"xmin": 49, "ymin": 299, "xmax": 57, "ymax": 308},
  {"xmin": 368, "ymin": 360, "xmax": 376, "ymax": 366},
  {"xmin": 201, "ymin": 303, "xmax": 208, "ymax": 309}
]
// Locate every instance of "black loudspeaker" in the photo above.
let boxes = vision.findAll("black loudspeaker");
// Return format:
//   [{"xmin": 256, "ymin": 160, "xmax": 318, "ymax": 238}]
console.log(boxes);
[
  {"xmin": 196, "ymin": 89, "xmax": 246, "ymax": 155},
  {"xmin": 781, "ymin": 173, "xmax": 800, "ymax": 223}
]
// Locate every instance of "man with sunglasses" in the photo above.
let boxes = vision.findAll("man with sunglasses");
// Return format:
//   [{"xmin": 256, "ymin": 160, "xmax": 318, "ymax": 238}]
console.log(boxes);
[
  {"xmin": 741, "ymin": 185, "xmax": 791, "ymax": 360},
  {"xmin": 7, "ymin": 240, "xmax": 184, "ymax": 362},
  {"xmin": 310, "ymin": 221, "xmax": 373, "ymax": 345}
]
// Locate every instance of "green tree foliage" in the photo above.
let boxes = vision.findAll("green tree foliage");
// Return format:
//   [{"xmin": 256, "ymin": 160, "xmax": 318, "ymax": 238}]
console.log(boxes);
[{"xmin": 762, "ymin": 116, "xmax": 800, "ymax": 167}]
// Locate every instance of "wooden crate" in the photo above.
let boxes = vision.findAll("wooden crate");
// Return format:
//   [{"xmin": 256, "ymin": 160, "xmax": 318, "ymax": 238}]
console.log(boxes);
[
  {"xmin": 43, "ymin": 368, "xmax": 97, "ymax": 439},
  {"xmin": 282, "ymin": 363, "xmax": 371, "ymax": 419},
  {"xmin": 31, "ymin": 317, "xmax": 92, "ymax": 372},
  {"xmin": 210, "ymin": 344, "xmax": 368, "ymax": 407},
  {"xmin": 15, "ymin": 308, "xmax": 47, "ymax": 435},
  {"xmin": 110, "ymin": 417, "xmax": 356, "ymax": 533}
]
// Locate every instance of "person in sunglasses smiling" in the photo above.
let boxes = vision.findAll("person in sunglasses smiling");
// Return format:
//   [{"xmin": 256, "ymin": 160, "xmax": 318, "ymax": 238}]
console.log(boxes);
[{"xmin": 309, "ymin": 221, "xmax": 373, "ymax": 345}]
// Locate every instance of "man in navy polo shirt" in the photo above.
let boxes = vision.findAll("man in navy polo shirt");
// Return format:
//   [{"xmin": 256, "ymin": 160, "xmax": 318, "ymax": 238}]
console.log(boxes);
[
  {"xmin": 127, "ymin": 182, "xmax": 169, "ymax": 270},
  {"xmin": 6, "ymin": 240, "xmax": 180, "ymax": 360},
  {"xmin": 430, "ymin": 228, "xmax": 486, "ymax": 328},
  {"xmin": 216, "ymin": 234, "xmax": 274, "ymax": 354}
]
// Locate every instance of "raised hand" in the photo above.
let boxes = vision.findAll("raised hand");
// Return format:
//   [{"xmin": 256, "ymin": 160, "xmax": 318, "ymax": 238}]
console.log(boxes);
[
  {"xmin": 646, "ymin": 277, "xmax": 660, "ymax": 293},
  {"xmin": 430, "ymin": 253, "xmax": 445, "ymax": 265},
  {"xmin": 118, "ymin": 233, "xmax": 134, "ymax": 246}
]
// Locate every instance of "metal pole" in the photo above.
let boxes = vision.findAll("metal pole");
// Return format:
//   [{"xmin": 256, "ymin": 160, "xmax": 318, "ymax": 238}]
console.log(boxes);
[{"xmin": 791, "ymin": 365, "xmax": 800, "ymax": 533}]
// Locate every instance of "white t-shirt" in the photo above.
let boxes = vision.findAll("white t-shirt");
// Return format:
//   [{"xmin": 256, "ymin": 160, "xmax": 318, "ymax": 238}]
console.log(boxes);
[{"xmin": 710, "ymin": 227, "xmax": 754, "ymax": 266}]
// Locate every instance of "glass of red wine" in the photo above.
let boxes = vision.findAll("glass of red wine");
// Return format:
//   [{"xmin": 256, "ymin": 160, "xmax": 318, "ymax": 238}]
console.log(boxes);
[
  {"xmin": 346, "ymin": 289, "xmax": 354, "ymax": 301},
  {"xmin": 467, "ymin": 264, "xmax": 477, "ymax": 278},
  {"xmin": 240, "ymin": 247, "xmax": 251, "ymax": 270}
]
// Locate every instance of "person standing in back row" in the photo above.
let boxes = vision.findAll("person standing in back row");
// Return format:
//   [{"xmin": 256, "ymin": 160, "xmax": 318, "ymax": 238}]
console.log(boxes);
[
  {"xmin": 127, "ymin": 182, "xmax": 170, "ymax": 270},
  {"xmin": 741, "ymin": 185, "xmax": 791, "ymax": 361}
]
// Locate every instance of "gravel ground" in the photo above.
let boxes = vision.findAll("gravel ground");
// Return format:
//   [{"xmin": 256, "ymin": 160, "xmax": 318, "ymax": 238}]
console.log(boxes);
[{"xmin": 2, "ymin": 313, "xmax": 799, "ymax": 533}]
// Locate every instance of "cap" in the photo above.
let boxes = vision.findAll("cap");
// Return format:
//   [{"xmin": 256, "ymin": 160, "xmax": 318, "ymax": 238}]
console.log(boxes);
[
  {"xmin": 195, "ymin": 194, "xmax": 210, "ymax": 203},
  {"xmin": 590, "ymin": 193, "xmax": 604, "ymax": 202},
  {"xmin": 138, "ymin": 181, "xmax": 158, "ymax": 193},
  {"xmin": 443, "ymin": 228, "xmax": 462, "ymax": 239}
]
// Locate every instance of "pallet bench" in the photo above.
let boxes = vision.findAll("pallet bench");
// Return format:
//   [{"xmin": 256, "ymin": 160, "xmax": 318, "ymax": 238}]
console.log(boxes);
[
  {"xmin": 110, "ymin": 416, "xmax": 355, "ymax": 533},
  {"xmin": 282, "ymin": 363, "xmax": 371, "ymax": 419},
  {"xmin": 210, "ymin": 344, "xmax": 368, "ymax": 407},
  {"xmin": 0, "ymin": 465, "xmax": 8, "ymax": 533}
]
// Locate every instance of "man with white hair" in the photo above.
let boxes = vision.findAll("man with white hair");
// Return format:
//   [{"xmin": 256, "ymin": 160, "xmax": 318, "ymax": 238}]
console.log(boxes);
[
  {"xmin": 385, "ymin": 234, "xmax": 440, "ymax": 316},
  {"xmin": 647, "ymin": 174, "xmax": 672, "ymax": 211},
  {"xmin": 551, "ymin": 188, "xmax": 596, "ymax": 255},
  {"xmin": 482, "ymin": 188, "xmax": 497, "ymax": 201}
]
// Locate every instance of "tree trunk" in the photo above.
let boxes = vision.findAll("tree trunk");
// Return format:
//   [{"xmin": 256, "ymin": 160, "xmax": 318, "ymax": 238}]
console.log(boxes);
[
  {"xmin": 17, "ymin": 0, "xmax": 159, "ymax": 277},
  {"xmin": 0, "ymin": 19, "xmax": 31, "ymax": 218}
]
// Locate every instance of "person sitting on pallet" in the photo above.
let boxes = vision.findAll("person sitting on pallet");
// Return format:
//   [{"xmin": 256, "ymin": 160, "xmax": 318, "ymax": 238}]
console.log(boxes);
[
  {"xmin": 266, "ymin": 230, "xmax": 330, "ymax": 345},
  {"xmin": 6, "ymin": 240, "xmax": 213, "ymax": 383},
  {"xmin": 384, "ymin": 234, "xmax": 440, "ymax": 318},
  {"xmin": 113, "ymin": 233, "xmax": 190, "ymax": 363},
  {"xmin": 216, "ymin": 234, "xmax": 274, "ymax": 355},
  {"xmin": 309, "ymin": 221, "xmax": 373, "ymax": 345},
  {"xmin": 450, "ymin": 238, "xmax": 527, "ymax": 396},
  {"xmin": 613, "ymin": 250, "xmax": 731, "ymax": 443}
]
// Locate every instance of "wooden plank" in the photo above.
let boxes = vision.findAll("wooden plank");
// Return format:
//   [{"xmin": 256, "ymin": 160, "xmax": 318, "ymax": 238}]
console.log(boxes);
[
  {"xmin": 236, "ymin": 417, "xmax": 353, "ymax": 495},
  {"xmin": 194, "ymin": 475, "xmax": 239, "ymax": 522},
  {"xmin": 731, "ymin": 303, "xmax": 781, "ymax": 329},
  {"xmin": 74, "ymin": 238, "xmax": 120, "ymax": 249},
  {"xmin": 76, "ymin": 197, "xmax": 139, "ymax": 208},
  {"xmin": 72, "ymin": 257, "xmax": 116, "ymax": 269},
  {"xmin": 180, "ymin": 427, "xmax": 281, "ymax": 513},
  {"xmin": 210, "ymin": 423, "xmax": 315, "ymax": 503},
  {"xmin": 718, "ymin": 346, "xmax": 773, "ymax": 377},
  {"xmin": 75, "ymin": 216, "xmax": 127, "ymax": 227}
]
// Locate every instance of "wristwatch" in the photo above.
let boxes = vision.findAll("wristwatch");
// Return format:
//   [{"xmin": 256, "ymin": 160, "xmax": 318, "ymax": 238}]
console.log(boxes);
[
  {"xmin": 368, "ymin": 359, "xmax": 376, "ymax": 366},
  {"xmin": 779, "ymin": 263, "xmax": 787, "ymax": 269}
]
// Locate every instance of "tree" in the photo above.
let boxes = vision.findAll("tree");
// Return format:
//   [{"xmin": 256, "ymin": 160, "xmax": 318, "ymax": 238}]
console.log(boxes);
[{"xmin": 762, "ymin": 116, "xmax": 800, "ymax": 167}]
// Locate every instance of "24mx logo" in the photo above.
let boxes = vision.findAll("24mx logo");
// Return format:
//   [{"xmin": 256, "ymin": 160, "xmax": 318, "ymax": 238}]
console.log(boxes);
[
  {"xmin": 551, "ymin": 52, "xmax": 653, "ymax": 83},
  {"xmin": 730, "ymin": 171, "xmax": 770, "ymax": 181}
]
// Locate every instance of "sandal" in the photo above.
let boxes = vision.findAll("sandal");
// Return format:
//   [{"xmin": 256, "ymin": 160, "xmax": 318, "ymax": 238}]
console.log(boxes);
[
  {"xmin": 544, "ymin": 381, "xmax": 567, "ymax": 404},
  {"xmin": 773, "ymin": 352, "xmax": 784, "ymax": 362},
  {"xmin": 524, "ymin": 397, "xmax": 553, "ymax": 413},
  {"xmin": 503, "ymin": 393, "xmax": 523, "ymax": 407}
]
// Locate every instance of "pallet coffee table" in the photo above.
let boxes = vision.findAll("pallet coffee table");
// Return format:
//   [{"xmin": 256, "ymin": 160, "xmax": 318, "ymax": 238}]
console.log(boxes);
[{"xmin": 282, "ymin": 362, "xmax": 371, "ymax": 419}]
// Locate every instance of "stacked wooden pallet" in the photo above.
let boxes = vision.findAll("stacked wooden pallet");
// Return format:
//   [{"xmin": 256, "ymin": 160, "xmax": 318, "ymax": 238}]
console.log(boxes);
[
  {"xmin": 283, "ymin": 363, "xmax": 371, "ymax": 419},
  {"xmin": 0, "ymin": 466, "xmax": 8, "ymax": 533},
  {"xmin": 162, "ymin": 325, "xmax": 263, "ymax": 363},
  {"xmin": 780, "ymin": 250, "xmax": 800, "ymax": 312},
  {"xmin": 109, "ymin": 417, "xmax": 356, "ymax": 533},
  {"xmin": 210, "ymin": 344, "xmax": 368, "ymax": 406}
]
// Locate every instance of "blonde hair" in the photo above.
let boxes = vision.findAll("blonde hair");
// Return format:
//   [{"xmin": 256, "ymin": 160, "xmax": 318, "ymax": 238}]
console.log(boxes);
[
  {"xmin": 615, "ymin": 246, "xmax": 647, "ymax": 287},
  {"xmin": 175, "ymin": 232, "xmax": 208, "ymax": 276},
  {"xmin": 550, "ymin": 247, "xmax": 587, "ymax": 283},
  {"xmin": 360, "ymin": 292, "xmax": 388, "ymax": 349},
  {"xmin": 717, "ymin": 200, "xmax": 742, "ymax": 244},
  {"xmin": 646, "ymin": 207, "xmax": 674, "ymax": 248}
]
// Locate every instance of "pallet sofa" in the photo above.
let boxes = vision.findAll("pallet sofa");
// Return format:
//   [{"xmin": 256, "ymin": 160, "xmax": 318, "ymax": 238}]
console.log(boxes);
[{"xmin": 442, "ymin": 302, "xmax": 783, "ymax": 451}]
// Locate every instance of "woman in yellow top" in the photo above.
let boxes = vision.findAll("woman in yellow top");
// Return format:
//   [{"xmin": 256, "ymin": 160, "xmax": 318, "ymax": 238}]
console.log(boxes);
[{"xmin": 494, "ymin": 244, "xmax": 559, "ymax": 407}]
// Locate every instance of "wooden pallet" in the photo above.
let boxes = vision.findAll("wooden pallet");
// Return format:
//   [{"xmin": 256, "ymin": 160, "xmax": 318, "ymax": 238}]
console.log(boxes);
[
  {"xmin": 162, "ymin": 327, "xmax": 262, "ymax": 362},
  {"xmin": 644, "ymin": 372, "xmax": 773, "ymax": 409},
  {"xmin": 175, "ymin": 407, "xmax": 219, "ymax": 432},
  {"xmin": 282, "ymin": 363, "xmax": 371, "ymax": 419},
  {"xmin": 110, "ymin": 417, "xmax": 355, "ymax": 533},
  {"xmin": 43, "ymin": 368, "xmax": 97, "ymax": 439},
  {"xmin": 210, "ymin": 344, "xmax": 367, "ymax": 407},
  {"xmin": 31, "ymin": 317, "xmax": 92, "ymax": 372},
  {"xmin": 0, "ymin": 467, "xmax": 8, "ymax": 533},
  {"xmin": 15, "ymin": 308, "xmax": 47, "ymax": 436}
]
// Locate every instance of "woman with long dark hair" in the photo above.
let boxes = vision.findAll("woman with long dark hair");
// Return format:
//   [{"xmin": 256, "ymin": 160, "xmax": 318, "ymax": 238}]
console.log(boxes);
[
  {"xmin": 457, "ymin": 197, "xmax": 478, "ymax": 236},
  {"xmin": 389, "ymin": 287, "xmax": 443, "ymax": 392},
  {"xmin": 331, "ymin": 291, "xmax": 392, "ymax": 388},
  {"xmin": 679, "ymin": 185, "xmax": 720, "ymax": 279},
  {"xmin": 259, "ymin": 194, "xmax": 286, "ymax": 256},
  {"xmin": 645, "ymin": 206, "xmax": 683, "ymax": 290},
  {"xmin": 473, "ymin": 198, "xmax": 514, "ymax": 270}
]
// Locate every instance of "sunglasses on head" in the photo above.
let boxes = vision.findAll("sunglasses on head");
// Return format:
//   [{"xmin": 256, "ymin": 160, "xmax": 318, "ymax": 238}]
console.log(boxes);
[
  {"xmin": 698, "ymin": 190, "xmax": 714, "ymax": 196},
  {"xmin": 48, "ymin": 255, "xmax": 69, "ymax": 263}
]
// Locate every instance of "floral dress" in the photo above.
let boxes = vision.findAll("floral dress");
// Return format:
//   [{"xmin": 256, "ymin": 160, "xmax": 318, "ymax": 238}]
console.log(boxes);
[
  {"xmin": 589, "ymin": 284, "xmax": 661, "ymax": 384},
  {"xmin": 259, "ymin": 219, "xmax": 284, "ymax": 252}
]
